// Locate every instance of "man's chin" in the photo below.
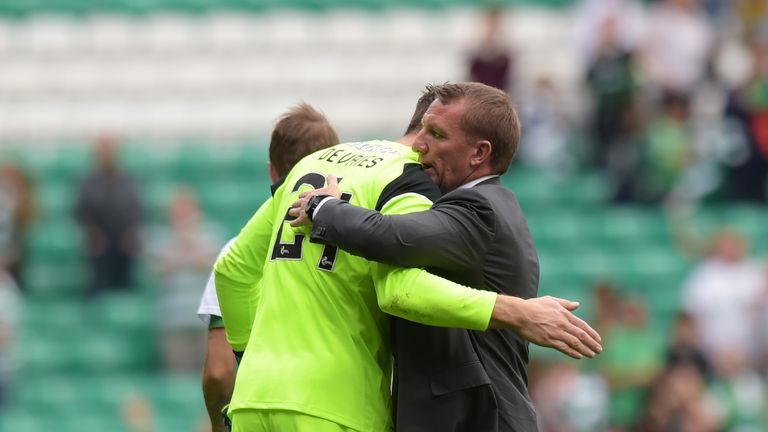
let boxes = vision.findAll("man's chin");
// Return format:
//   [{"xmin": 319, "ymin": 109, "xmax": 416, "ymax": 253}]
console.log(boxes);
[{"xmin": 423, "ymin": 167, "xmax": 436, "ymax": 181}]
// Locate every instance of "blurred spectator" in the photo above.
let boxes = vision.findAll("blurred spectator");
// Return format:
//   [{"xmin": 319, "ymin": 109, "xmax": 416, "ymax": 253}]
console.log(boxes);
[
  {"xmin": 681, "ymin": 230, "xmax": 765, "ymax": 364},
  {"xmin": 709, "ymin": 349, "xmax": 768, "ymax": 431},
  {"xmin": 516, "ymin": 76, "xmax": 572, "ymax": 173},
  {"xmin": 757, "ymin": 265, "xmax": 768, "ymax": 377},
  {"xmin": 120, "ymin": 394, "xmax": 155, "ymax": 432},
  {"xmin": 466, "ymin": 7, "xmax": 513, "ymax": 93},
  {"xmin": 585, "ymin": 16, "xmax": 639, "ymax": 170},
  {"xmin": 635, "ymin": 363, "xmax": 722, "ymax": 432},
  {"xmin": 0, "ymin": 265, "xmax": 19, "ymax": 409},
  {"xmin": 722, "ymin": 36, "xmax": 768, "ymax": 202},
  {"xmin": 641, "ymin": 0, "xmax": 714, "ymax": 96},
  {"xmin": 0, "ymin": 163, "xmax": 36, "ymax": 290},
  {"xmin": 74, "ymin": 136, "xmax": 144, "ymax": 297},
  {"xmin": 572, "ymin": 0, "xmax": 645, "ymax": 69},
  {"xmin": 531, "ymin": 361, "xmax": 610, "ymax": 432},
  {"xmin": 666, "ymin": 311, "xmax": 714, "ymax": 381},
  {"xmin": 638, "ymin": 91, "xmax": 696, "ymax": 202},
  {"xmin": 735, "ymin": 0, "xmax": 768, "ymax": 40},
  {"xmin": 598, "ymin": 298, "xmax": 665, "ymax": 430},
  {"xmin": 590, "ymin": 281, "xmax": 624, "ymax": 335},
  {"xmin": 151, "ymin": 188, "xmax": 218, "ymax": 371}
]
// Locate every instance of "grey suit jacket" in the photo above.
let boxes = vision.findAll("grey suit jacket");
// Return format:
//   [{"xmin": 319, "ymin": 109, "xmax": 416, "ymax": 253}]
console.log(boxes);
[{"xmin": 310, "ymin": 176, "xmax": 540, "ymax": 432}]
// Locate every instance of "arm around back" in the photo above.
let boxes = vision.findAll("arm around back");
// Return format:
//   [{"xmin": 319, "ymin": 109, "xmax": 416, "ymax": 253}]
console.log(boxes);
[{"xmin": 310, "ymin": 188, "xmax": 494, "ymax": 269}]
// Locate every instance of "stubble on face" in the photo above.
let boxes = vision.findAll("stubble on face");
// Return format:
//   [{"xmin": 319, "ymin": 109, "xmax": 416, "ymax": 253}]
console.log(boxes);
[{"xmin": 413, "ymin": 99, "xmax": 475, "ymax": 193}]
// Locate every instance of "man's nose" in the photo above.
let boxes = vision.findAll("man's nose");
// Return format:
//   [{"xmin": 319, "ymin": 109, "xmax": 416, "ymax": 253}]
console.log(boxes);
[{"xmin": 412, "ymin": 137, "xmax": 428, "ymax": 154}]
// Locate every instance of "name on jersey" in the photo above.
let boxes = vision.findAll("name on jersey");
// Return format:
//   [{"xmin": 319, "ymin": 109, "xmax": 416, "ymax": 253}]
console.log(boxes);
[
  {"xmin": 345, "ymin": 142, "xmax": 401, "ymax": 155},
  {"xmin": 317, "ymin": 148, "xmax": 384, "ymax": 168}
]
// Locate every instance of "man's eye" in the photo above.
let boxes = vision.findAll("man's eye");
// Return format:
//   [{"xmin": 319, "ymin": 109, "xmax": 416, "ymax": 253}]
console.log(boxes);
[{"xmin": 431, "ymin": 130, "xmax": 442, "ymax": 139}]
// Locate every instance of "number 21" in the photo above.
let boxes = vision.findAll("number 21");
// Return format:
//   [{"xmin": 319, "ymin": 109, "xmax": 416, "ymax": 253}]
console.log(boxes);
[{"xmin": 270, "ymin": 172, "xmax": 351, "ymax": 272}]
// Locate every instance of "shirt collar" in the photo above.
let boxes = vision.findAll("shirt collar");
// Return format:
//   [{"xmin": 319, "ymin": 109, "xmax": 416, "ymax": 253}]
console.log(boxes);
[{"xmin": 458, "ymin": 174, "xmax": 500, "ymax": 190}]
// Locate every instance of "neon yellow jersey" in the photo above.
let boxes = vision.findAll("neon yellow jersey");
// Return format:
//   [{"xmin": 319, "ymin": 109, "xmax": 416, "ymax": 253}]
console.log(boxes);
[{"xmin": 215, "ymin": 140, "xmax": 497, "ymax": 432}]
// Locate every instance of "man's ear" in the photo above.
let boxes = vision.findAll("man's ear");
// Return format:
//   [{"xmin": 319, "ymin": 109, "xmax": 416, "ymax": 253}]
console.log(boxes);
[
  {"xmin": 268, "ymin": 162, "xmax": 280, "ymax": 183},
  {"xmin": 470, "ymin": 140, "xmax": 492, "ymax": 167}
]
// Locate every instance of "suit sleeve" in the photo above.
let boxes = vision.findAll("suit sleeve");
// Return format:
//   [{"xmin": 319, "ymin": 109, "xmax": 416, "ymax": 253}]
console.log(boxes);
[
  {"xmin": 214, "ymin": 197, "xmax": 275, "ymax": 352},
  {"xmin": 362, "ymin": 170, "xmax": 497, "ymax": 330},
  {"xmin": 311, "ymin": 188, "xmax": 494, "ymax": 270}
]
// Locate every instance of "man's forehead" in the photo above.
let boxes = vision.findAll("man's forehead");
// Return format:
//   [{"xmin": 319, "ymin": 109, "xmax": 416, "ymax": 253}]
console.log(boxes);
[{"xmin": 423, "ymin": 98, "xmax": 464, "ymax": 125}]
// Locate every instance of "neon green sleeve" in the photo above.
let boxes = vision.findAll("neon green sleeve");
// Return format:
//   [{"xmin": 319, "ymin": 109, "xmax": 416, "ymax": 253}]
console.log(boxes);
[
  {"xmin": 371, "ymin": 191, "xmax": 497, "ymax": 331},
  {"xmin": 373, "ymin": 264, "xmax": 497, "ymax": 330},
  {"xmin": 214, "ymin": 197, "xmax": 275, "ymax": 352}
]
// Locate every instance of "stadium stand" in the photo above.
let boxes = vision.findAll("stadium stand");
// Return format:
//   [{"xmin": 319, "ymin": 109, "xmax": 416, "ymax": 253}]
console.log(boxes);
[{"xmin": 0, "ymin": 1, "xmax": 766, "ymax": 431}]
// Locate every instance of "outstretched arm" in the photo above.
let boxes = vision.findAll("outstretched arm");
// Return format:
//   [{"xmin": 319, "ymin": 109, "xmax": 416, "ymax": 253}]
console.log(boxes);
[{"xmin": 489, "ymin": 295, "xmax": 602, "ymax": 359}]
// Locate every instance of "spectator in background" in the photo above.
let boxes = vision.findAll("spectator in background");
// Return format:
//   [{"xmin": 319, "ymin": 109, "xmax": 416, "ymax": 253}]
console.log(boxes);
[
  {"xmin": 723, "ymin": 35, "xmax": 768, "ymax": 202},
  {"xmin": 466, "ymin": 7, "xmax": 513, "ymax": 93},
  {"xmin": 516, "ymin": 76, "xmax": 572, "ymax": 173},
  {"xmin": 572, "ymin": 0, "xmax": 645, "ymax": 70},
  {"xmin": 635, "ymin": 363, "xmax": 722, "ymax": 432},
  {"xmin": 756, "ymin": 265, "xmax": 768, "ymax": 377},
  {"xmin": 666, "ymin": 311, "xmax": 714, "ymax": 381},
  {"xmin": 590, "ymin": 281, "xmax": 624, "ymax": 335},
  {"xmin": 598, "ymin": 297, "xmax": 665, "ymax": 430},
  {"xmin": 709, "ymin": 349, "xmax": 768, "ymax": 431},
  {"xmin": 152, "ymin": 188, "xmax": 219, "ymax": 372},
  {"xmin": 641, "ymin": 0, "xmax": 714, "ymax": 96},
  {"xmin": 74, "ymin": 136, "xmax": 144, "ymax": 297},
  {"xmin": 735, "ymin": 0, "xmax": 768, "ymax": 40},
  {"xmin": 585, "ymin": 16, "xmax": 638, "ymax": 170},
  {"xmin": 681, "ymin": 230, "xmax": 765, "ymax": 365},
  {"xmin": 531, "ymin": 360, "xmax": 610, "ymax": 432},
  {"xmin": 0, "ymin": 265, "xmax": 19, "ymax": 409},
  {"xmin": 638, "ymin": 91, "xmax": 696, "ymax": 202},
  {"xmin": 0, "ymin": 163, "xmax": 36, "ymax": 290}
]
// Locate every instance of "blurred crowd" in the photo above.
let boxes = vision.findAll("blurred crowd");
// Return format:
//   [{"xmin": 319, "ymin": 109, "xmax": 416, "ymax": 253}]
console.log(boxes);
[
  {"xmin": 531, "ymin": 228, "xmax": 768, "ymax": 432},
  {"xmin": 469, "ymin": 0, "xmax": 768, "ymax": 205},
  {"xmin": 0, "ymin": 0, "xmax": 767, "ymax": 430}
]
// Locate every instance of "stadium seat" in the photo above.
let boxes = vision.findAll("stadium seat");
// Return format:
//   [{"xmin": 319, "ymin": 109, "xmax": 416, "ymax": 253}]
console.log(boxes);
[{"xmin": 22, "ymin": 256, "xmax": 87, "ymax": 298}]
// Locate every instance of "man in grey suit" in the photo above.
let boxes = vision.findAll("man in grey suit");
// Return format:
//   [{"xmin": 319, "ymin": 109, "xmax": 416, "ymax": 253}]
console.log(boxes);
[{"xmin": 291, "ymin": 83, "xmax": 598, "ymax": 431}]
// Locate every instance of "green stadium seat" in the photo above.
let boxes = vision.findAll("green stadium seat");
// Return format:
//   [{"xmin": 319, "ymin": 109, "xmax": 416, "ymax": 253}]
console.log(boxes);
[
  {"xmin": 26, "ymin": 221, "xmax": 82, "ymax": 260},
  {"xmin": 76, "ymin": 331, "xmax": 157, "ymax": 373},
  {"xmin": 36, "ymin": 180, "xmax": 76, "ymax": 222},
  {"xmin": 120, "ymin": 144, "xmax": 175, "ymax": 182},
  {"xmin": 0, "ymin": 408, "xmax": 63, "ymax": 431},
  {"xmin": 14, "ymin": 377, "xmax": 81, "ymax": 413},
  {"xmin": 597, "ymin": 207, "xmax": 670, "ymax": 244},
  {"xmin": 149, "ymin": 373, "xmax": 206, "ymax": 416},
  {"xmin": 20, "ymin": 334, "xmax": 80, "ymax": 374},
  {"xmin": 22, "ymin": 257, "xmax": 87, "ymax": 298},
  {"xmin": 50, "ymin": 145, "xmax": 91, "ymax": 182},
  {"xmin": 233, "ymin": 142, "xmax": 270, "ymax": 178},
  {"xmin": 21, "ymin": 299, "xmax": 87, "ymax": 335},
  {"xmin": 90, "ymin": 291, "xmax": 156, "ymax": 332}
]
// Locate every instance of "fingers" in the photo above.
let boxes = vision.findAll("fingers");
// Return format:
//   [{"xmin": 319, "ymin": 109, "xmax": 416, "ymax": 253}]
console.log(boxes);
[
  {"xmin": 552, "ymin": 296, "xmax": 580, "ymax": 311},
  {"xmin": 568, "ymin": 313, "xmax": 602, "ymax": 345},
  {"xmin": 326, "ymin": 174, "xmax": 338, "ymax": 188},
  {"xmin": 289, "ymin": 197, "xmax": 310, "ymax": 227},
  {"xmin": 289, "ymin": 214, "xmax": 308, "ymax": 227},
  {"xmin": 552, "ymin": 340, "xmax": 583, "ymax": 360},
  {"xmin": 570, "ymin": 330, "xmax": 599, "ymax": 358}
]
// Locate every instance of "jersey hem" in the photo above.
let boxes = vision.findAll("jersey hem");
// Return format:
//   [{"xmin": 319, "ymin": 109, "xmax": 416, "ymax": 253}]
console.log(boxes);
[{"xmin": 228, "ymin": 401, "xmax": 386, "ymax": 432}]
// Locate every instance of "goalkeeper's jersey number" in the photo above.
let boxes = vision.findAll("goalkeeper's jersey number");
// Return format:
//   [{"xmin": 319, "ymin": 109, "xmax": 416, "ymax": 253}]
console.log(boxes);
[{"xmin": 270, "ymin": 172, "xmax": 351, "ymax": 272}]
